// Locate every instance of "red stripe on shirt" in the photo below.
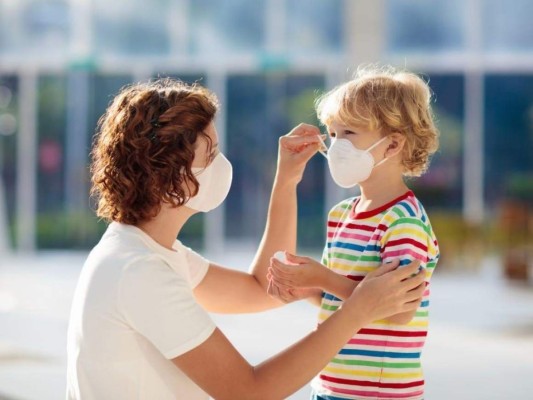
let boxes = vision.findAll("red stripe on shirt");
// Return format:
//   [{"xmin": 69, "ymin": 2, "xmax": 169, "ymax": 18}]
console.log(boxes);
[
  {"xmin": 384, "ymin": 238, "xmax": 428, "ymax": 252},
  {"xmin": 357, "ymin": 328, "xmax": 428, "ymax": 337},
  {"xmin": 320, "ymin": 375, "xmax": 424, "ymax": 389}
]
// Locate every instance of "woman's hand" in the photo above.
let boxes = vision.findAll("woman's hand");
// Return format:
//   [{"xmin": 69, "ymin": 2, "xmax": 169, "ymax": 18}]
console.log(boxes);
[
  {"xmin": 268, "ymin": 252, "xmax": 329, "ymax": 290},
  {"xmin": 343, "ymin": 261, "xmax": 426, "ymax": 325},
  {"xmin": 276, "ymin": 123, "xmax": 324, "ymax": 185}
]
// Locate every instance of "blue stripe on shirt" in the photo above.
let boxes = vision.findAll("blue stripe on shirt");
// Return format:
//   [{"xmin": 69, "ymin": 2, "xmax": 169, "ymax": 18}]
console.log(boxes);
[
  {"xmin": 338, "ymin": 349, "xmax": 421, "ymax": 358},
  {"xmin": 328, "ymin": 241, "xmax": 366, "ymax": 252}
]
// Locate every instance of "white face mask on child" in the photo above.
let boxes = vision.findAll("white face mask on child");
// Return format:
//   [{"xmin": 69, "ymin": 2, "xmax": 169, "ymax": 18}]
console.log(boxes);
[
  {"xmin": 185, "ymin": 153, "xmax": 233, "ymax": 212},
  {"xmin": 327, "ymin": 136, "xmax": 389, "ymax": 188}
]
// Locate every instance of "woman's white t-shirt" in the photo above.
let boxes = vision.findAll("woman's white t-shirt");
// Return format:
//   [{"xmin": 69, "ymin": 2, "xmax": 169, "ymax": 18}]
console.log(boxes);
[{"xmin": 66, "ymin": 222, "xmax": 216, "ymax": 399}]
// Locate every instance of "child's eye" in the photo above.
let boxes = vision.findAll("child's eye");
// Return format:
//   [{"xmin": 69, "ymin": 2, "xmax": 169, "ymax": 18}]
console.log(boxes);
[
  {"xmin": 328, "ymin": 132, "xmax": 336, "ymax": 138},
  {"xmin": 344, "ymin": 130, "xmax": 356, "ymax": 135}
]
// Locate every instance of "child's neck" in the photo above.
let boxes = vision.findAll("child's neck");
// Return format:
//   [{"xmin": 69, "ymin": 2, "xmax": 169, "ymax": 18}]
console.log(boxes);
[{"xmin": 357, "ymin": 175, "xmax": 409, "ymax": 213}]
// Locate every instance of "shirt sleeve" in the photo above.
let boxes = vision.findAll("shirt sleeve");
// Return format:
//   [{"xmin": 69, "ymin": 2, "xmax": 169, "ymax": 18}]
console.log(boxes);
[
  {"xmin": 182, "ymin": 246, "xmax": 211, "ymax": 288},
  {"xmin": 380, "ymin": 216, "xmax": 439, "ymax": 282},
  {"xmin": 119, "ymin": 256, "xmax": 216, "ymax": 359}
]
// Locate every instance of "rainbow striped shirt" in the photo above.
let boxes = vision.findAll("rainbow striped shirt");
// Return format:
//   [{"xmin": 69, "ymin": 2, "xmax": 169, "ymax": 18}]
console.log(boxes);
[{"xmin": 312, "ymin": 191, "xmax": 439, "ymax": 400}]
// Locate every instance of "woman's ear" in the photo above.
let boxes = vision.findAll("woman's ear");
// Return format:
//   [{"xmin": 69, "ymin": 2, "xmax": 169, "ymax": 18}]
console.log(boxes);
[{"xmin": 385, "ymin": 132, "xmax": 406, "ymax": 158}]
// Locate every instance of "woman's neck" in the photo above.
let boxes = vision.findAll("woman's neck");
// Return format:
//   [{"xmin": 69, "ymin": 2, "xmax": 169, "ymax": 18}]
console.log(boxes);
[{"xmin": 136, "ymin": 205, "xmax": 196, "ymax": 251}]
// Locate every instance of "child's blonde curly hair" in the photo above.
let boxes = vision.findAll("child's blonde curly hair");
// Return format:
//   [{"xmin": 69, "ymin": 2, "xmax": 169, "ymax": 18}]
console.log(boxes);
[{"xmin": 315, "ymin": 65, "xmax": 439, "ymax": 177}]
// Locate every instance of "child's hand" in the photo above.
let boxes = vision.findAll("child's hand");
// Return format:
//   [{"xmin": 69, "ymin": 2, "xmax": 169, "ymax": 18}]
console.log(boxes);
[
  {"xmin": 268, "ymin": 252, "xmax": 328, "ymax": 290},
  {"xmin": 267, "ymin": 278, "xmax": 322, "ymax": 304},
  {"xmin": 276, "ymin": 123, "xmax": 325, "ymax": 185}
]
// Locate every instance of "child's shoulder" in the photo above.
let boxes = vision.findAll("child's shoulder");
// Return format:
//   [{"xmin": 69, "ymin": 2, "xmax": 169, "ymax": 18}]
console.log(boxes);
[
  {"xmin": 328, "ymin": 197, "xmax": 357, "ymax": 218},
  {"xmin": 331, "ymin": 197, "xmax": 357, "ymax": 211},
  {"xmin": 384, "ymin": 191, "xmax": 430, "ymax": 223}
]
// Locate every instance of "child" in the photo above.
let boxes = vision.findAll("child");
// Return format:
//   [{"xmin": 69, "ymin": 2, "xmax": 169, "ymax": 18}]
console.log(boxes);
[{"xmin": 268, "ymin": 66, "xmax": 440, "ymax": 400}]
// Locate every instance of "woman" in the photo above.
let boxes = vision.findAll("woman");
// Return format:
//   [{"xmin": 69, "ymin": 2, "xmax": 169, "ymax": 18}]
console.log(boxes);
[{"xmin": 66, "ymin": 78, "xmax": 425, "ymax": 400}]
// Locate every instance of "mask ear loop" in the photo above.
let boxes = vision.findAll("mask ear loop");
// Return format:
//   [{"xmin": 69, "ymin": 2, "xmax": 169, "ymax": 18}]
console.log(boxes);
[
  {"xmin": 365, "ymin": 136, "xmax": 390, "ymax": 167},
  {"xmin": 316, "ymin": 134, "xmax": 329, "ymax": 159}
]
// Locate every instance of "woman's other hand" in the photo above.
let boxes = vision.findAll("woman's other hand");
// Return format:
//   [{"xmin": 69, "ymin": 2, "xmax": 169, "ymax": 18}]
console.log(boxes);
[{"xmin": 344, "ymin": 261, "xmax": 425, "ymax": 325}]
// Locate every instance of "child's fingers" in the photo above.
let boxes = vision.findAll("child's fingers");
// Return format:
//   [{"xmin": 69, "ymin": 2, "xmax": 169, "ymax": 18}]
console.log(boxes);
[
  {"xmin": 268, "ymin": 281, "xmax": 294, "ymax": 303},
  {"xmin": 268, "ymin": 267, "xmax": 295, "ymax": 287},
  {"xmin": 270, "ymin": 277, "xmax": 295, "ymax": 292},
  {"xmin": 284, "ymin": 252, "xmax": 311, "ymax": 265},
  {"xmin": 271, "ymin": 258, "xmax": 297, "ymax": 274}
]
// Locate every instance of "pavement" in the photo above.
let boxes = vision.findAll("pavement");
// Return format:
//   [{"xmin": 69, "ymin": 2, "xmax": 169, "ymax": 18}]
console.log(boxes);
[{"xmin": 0, "ymin": 248, "xmax": 532, "ymax": 400}]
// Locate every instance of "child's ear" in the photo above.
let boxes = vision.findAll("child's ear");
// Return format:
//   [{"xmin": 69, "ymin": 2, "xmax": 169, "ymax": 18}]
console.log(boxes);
[{"xmin": 385, "ymin": 132, "xmax": 406, "ymax": 157}]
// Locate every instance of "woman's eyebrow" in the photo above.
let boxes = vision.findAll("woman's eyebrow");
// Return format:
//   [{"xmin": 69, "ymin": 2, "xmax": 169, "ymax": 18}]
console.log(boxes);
[{"xmin": 209, "ymin": 142, "xmax": 219, "ymax": 157}]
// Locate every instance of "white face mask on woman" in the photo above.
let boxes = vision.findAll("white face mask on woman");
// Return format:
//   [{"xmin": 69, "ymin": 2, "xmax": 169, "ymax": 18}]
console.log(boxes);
[
  {"xmin": 326, "ymin": 136, "xmax": 389, "ymax": 188},
  {"xmin": 185, "ymin": 153, "xmax": 233, "ymax": 212}
]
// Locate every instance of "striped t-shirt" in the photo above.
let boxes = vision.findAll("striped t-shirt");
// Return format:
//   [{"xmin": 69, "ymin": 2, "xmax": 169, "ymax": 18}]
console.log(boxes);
[{"xmin": 312, "ymin": 191, "xmax": 439, "ymax": 400}]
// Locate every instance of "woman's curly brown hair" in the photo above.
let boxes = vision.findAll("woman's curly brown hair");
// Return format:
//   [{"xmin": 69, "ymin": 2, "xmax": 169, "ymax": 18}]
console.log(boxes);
[
  {"xmin": 90, "ymin": 78, "xmax": 219, "ymax": 225},
  {"xmin": 316, "ymin": 65, "xmax": 439, "ymax": 177}
]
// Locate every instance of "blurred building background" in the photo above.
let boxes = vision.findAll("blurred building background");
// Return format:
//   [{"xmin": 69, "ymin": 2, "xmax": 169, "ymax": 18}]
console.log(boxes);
[{"xmin": 0, "ymin": 0, "xmax": 532, "ymax": 275}]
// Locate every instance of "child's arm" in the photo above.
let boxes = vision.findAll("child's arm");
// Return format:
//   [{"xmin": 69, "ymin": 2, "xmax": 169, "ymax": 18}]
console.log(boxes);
[
  {"xmin": 268, "ymin": 253, "xmax": 404, "ymax": 301},
  {"xmin": 379, "ymin": 216, "xmax": 439, "ymax": 324},
  {"xmin": 382, "ymin": 263, "xmax": 425, "ymax": 325}
]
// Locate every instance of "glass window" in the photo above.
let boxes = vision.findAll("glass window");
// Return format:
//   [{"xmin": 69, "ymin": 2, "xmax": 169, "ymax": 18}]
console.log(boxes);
[
  {"xmin": 285, "ymin": 0, "xmax": 343, "ymax": 53},
  {"xmin": 93, "ymin": 0, "xmax": 170, "ymax": 55},
  {"xmin": 226, "ymin": 73, "xmax": 325, "ymax": 249},
  {"xmin": 485, "ymin": 75, "xmax": 533, "ymax": 207},
  {"xmin": 189, "ymin": 0, "xmax": 265, "ymax": 54},
  {"xmin": 482, "ymin": 0, "xmax": 533, "ymax": 51},
  {"xmin": 37, "ymin": 75, "xmax": 67, "ymax": 248},
  {"xmin": 0, "ymin": 0, "xmax": 70, "ymax": 55},
  {"xmin": 386, "ymin": 0, "xmax": 465, "ymax": 52},
  {"xmin": 411, "ymin": 74, "xmax": 464, "ymax": 211},
  {"xmin": 407, "ymin": 74, "xmax": 465, "ymax": 266},
  {"xmin": 0, "ymin": 76, "xmax": 18, "ymax": 245}
]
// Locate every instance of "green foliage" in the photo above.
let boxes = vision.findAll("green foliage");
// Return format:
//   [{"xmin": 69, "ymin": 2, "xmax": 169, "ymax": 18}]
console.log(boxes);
[
  {"xmin": 286, "ymin": 88, "xmax": 321, "ymax": 128},
  {"xmin": 505, "ymin": 173, "xmax": 533, "ymax": 202},
  {"xmin": 297, "ymin": 214, "xmax": 326, "ymax": 251},
  {"xmin": 429, "ymin": 211, "xmax": 487, "ymax": 270},
  {"xmin": 30, "ymin": 211, "xmax": 107, "ymax": 249}
]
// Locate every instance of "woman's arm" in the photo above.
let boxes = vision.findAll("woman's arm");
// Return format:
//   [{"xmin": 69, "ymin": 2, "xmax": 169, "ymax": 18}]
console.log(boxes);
[
  {"xmin": 195, "ymin": 124, "xmax": 323, "ymax": 313},
  {"xmin": 176, "ymin": 262, "xmax": 425, "ymax": 400},
  {"xmin": 249, "ymin": 124, "xmax": 322, "ymax": 301}
]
